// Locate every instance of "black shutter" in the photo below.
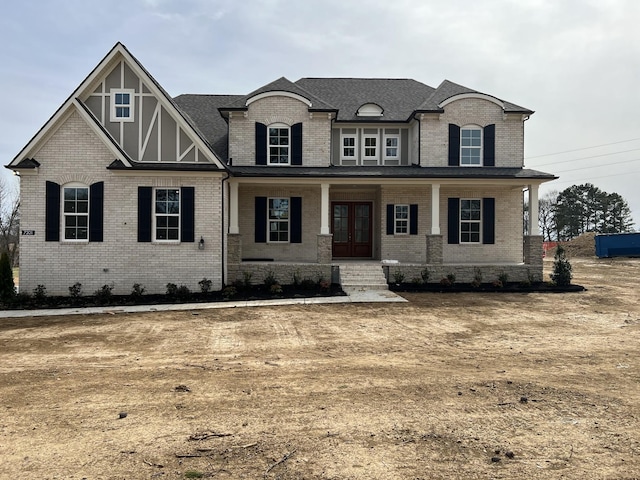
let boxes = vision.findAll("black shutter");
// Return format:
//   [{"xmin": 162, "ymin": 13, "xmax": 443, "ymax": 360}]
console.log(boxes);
[
  {"xmin": 410, "ymin": 204, "xmax": 418, "ymax": 235},
  {"xmin": 138, "ymin": 186, "xmax": 152, "ymax": 242},
  {"xmin": 255, "ymin": 122, "xmax": 267, "ymax": 165},
  {"xmin": 45, "ymin": 181, "xmax": 60, "ymax": 242},
  {"xmin": 482, "ymin": 197, "xmax": 495, "ymax": 244},
  {"xmin": 255, "ymin": 196, "xmax": 267, "ymax": 243},
  {"xmin": 291, "ymin": 123, "xmax": 303, "ymax": 165},
  {"xmin": 89, "ymin": 181, "xmax": 104, "ymax": 242},
  {"xmin": 483, "ymin": 124, "xmax": 495, "ymax": 166},
  {"xmin": 447, "ymin": 198, "xmax": 460, "ymax": 244},
  {"xmin": 181, "ymin": 187, "xmax": 195, "ymax": 242},
  {"xmin": 290, "ymin": 196, "xmax": 302, "ymax": 243},
  {"xmin": 448, "ymin": 124, "xmax": 460, "ymax": 166},
  {"xmin": 386, "ymin": 204, "xmax": 394, "ymax": 235}
]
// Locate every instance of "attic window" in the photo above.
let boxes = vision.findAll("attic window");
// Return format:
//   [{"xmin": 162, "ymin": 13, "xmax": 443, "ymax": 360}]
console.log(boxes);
[
  {"xmin": 357, "ymin": 103, "xmax": 383, "ymax": 117},
  {"xmin": 110, "ymin": 89, "xmax": 134, "ymax": 122}
]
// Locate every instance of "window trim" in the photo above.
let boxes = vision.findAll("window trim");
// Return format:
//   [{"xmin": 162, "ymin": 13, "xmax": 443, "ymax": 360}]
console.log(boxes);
[
  {"xmin": 340, "ymin": 132, "xmax": 358, "ymax": 161},
  {"xmin": 362, "ymin": 133, "xmax": 379, "ymax": 162},
  {"xmin": 383, "ymin": 132, "xmax": 400, "ymax": 162},
  {"xmin": 460, "ymin": 125, "xmax": 482, "ymax": 167},
  {"xmin": 62, "ymin": 183, "xmax": 89, "ymax": 242},
  {"xmin": 267, "ymin": 197, "xmax": 290, "ymax": 243},
  {"xmin": 460, "ymin": 198, "xmax": 482, "ymax": 244},
  {"xmin": 110, "ymin": 88, "xmax": 135, "ymax": 122},
  {"xmin": 153, "ymin": 187, "xmax": 181, "ymax": 243},
  {"xmin": 267, "ymin": 123, "xmax": 291, "ymax": 165}
]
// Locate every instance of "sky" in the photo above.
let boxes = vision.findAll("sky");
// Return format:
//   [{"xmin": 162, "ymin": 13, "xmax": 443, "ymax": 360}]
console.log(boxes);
[{"xmin": 1, "ymin": 0, "xmax": 639, "ymax": 227}]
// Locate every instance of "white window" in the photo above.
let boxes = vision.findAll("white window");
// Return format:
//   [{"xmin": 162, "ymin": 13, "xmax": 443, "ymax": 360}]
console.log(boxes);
[
  {"xmin": 110, "ymin": 89, "xmax": 135, "ymax": 122},
  {"xmin": 460, "ymin": 199, "xmax": 481, "ymax": 243},
  {"xmin": 395, "ymin": 204, "xmax": 409, "ymax": 234},
  {"xmin": 384, "ymin": 129, "xmax": 400, "ymax": 161},
  {"xmin": 341, "ymin": 133, "xmax": 357, "ymax": 160},
  {"xmin": 460, "ymin": 126, "xmax": 482, "ymax": 166},
  {"xmin": 268, "ymin": 124, "xmax": 290, "ymax": 165},
  {"xmin": 63, "ymin": 185, "xmax": 89, "ymax": 241},
  {"xmin": 155, "ymin": 188, "xmax": 180, "ymax": 241},
  {"xmin": 362, "ymin": 133, "xmax": 378, "ymax": 161},
  {"xmin": 268, "ymin": 198, "xmax": 289, "ymax": 242}
]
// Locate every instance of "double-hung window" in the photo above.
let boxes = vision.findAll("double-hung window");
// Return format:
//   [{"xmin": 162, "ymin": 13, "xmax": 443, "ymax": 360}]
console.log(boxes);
[
  {"xmin": 460, "ymin": 126, "xmax": 482, "ymax": 166},
  {"xmin": 155, "ymin": 188, "xmax": 180, "ymax": 241},
  {"xmin": 63, "ymin": 185, "xmax": 89, "ymax": 241},
  {"xmin": 268, "ymin": 198, "xmax": 289, "ymax": 242},
  {"xmin": 460, "ymin": 199, "xmax": 481, "ymax": 243},
  {"xmin": 110, "ymin": 89, "xmax": 135, "ymax": 122},
  {"xmin": 394, "ymin": 204, "xmax": 409, "ymax": 234},
  {"xmin": 362, "ymin": 129, "xmax": 379, "ymax": 164},
  {"xmin": 341, "ymin": 129, "xmax": 357, "ymax": 162},
  {"xmin": 268, "ymin": 124, "xmax": 290, "ymax": 164},
  {"xmin": 384, "ymin": 129, "xmax": 400, "ymax": 164}
]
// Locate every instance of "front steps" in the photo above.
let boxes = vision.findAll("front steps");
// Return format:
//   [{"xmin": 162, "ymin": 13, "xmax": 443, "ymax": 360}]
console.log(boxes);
[{"xmin": 337, "ymin": 263, "xmax": 389, "ymax": 293}]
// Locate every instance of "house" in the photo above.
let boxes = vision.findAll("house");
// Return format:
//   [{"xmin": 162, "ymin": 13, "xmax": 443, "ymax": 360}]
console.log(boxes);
[{"xmin": 6, "ymin": 43, "xmax": 556, "ymax": 296}]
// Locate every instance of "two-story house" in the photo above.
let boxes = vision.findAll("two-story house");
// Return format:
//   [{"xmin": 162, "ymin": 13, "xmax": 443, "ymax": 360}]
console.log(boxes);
[{"xmin": 7, "ymin": 43, "xmax": 555, "ymax": 296}]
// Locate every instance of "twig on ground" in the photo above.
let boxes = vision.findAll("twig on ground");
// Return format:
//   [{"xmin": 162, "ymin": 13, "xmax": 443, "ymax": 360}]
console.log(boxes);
[
  {"xmin": 189, "ymin": 431, "xmax": 233, "ymax": 441},
  {"xmin": 264, "ymin": 449, "xmax": 296, "ymax": 477}
]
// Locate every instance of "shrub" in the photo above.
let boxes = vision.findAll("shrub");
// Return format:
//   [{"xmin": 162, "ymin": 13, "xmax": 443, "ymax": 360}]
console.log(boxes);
[
  {"xmin": 33, "ymin": 285, "xmax": 47, "ymax": 302},
  {"xmin": 492, "ymin": 279, "xmax": 503, "ymax": 288},
  {"xmin": 446, "ymin": 273, "xmax": 456, "ymax": 285},
  {"xmin": 471, "ymin": 267, "xmax": 483, "ymax": 288},
  {"xmin": 318, "ymin": 279, "xmax": 331, "ymax": 291},
  {"xmin": 166, "ymin": 283, "xmax": 178, "ymax": 296},
  {"xmin": 222, "ymin": 285, "xmax": 237, "ymax": 299},
  {"xmin": 439, "ymin": 277, "xmax": 452, "ymax": 287},
  {"xmin": 421, "ymin": 268, "xmax": 431, "ymax": 284},
  {"xmin": 94, "ymin": 284, "xmax": 114, "ymax": 304},
  {"xmin": 263, "ymin": 271, "xmax": 278, "ymax": 288},
  {"xmin": 0, "ymin": 252, "xmax": 15, "ymax": 303},
  {"xmin": 176, "ymin": 285, "xmax": 191, "ymax": 299},
  {"xmin": 411, "ymin": 277, "xmax": 422, "ymax": 285},
  {"xmin": 550, "ymin": 244, "xmax": 572, "ymax": 286},
  {"xmin": 498, "ymin": 272, "xmax": 509, "ymax": 285},
  {"xmin": 242, "ymin": 271, "xmax": 253, "ymax": 289},
  {"xmin": 292, "ymin": 270, "xmax": 302, "ymax": 287},
  {"xmin": 269, "ymin": 283, "xmax": 283, "ymax": 295},
  {"xmin": 198, "ymin": 278, "xmax": 212, "ymax": 294},
  {"xmin": 69, "ymin": 282, "xmax": 83, "ymax": 298},
  {"xmin": 392, "ymin": 270, "xmax": 405, "ymax": 284},
  {"xmin": 300, "ymin": 278, "xmax": 316, "ymax": 290},
  {"xmin": 131, "ymin": 283, "xmax": 145, "ymax": 298}
]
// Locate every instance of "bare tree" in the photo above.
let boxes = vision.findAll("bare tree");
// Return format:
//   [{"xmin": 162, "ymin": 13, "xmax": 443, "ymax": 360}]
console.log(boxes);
[
  {"xmin": 538, "ymin": 190, "xmax": 558, "ymax": 241},
  {"xmin": 0, "ymin": 178, "xmax": 20, "ymax": 267}
]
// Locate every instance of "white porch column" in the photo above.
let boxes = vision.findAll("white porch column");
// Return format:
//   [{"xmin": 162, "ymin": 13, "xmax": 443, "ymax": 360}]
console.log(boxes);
[
  {"xmin": 430, "ymin": 183, "xmax": 441, "ymax": 235},
  {"xmin": 229, "ymin": 180, "xmax": 239, "ymax": 234},
  {"xmin": 528, "ymin": 184, "xmax": 539, "ymax": 235},
  {"xmin": 320, "ymin": 183, "xmax": 330, "ymax": 235}
]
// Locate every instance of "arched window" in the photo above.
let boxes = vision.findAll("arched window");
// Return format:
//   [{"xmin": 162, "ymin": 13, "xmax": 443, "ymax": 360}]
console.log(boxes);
[{"xmin": 268, "ymin": 123, "xmax": 290, "ymax": 164}]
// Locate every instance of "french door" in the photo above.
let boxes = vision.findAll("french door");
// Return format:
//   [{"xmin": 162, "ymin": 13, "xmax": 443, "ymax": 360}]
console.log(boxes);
[{"xmin": 331, "ymin": 202, "xmax": 372, "ymax": 258}]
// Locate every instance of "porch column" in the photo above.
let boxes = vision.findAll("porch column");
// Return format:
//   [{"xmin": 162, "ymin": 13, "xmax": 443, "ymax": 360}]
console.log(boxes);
[
  {"xmin": 528, "ymin": 184, "xmax": 539, "ymax": 236},
  {"xmin": 320, "ymin": 183, "xmax": 330, "ymax": 235},
  {"xmin": 229, "ymin": 180, "xmax": 239, "ymax": 234},
  {"xmin": 430, "ymin": 183, "xmax": 441, "ymax": 234}
]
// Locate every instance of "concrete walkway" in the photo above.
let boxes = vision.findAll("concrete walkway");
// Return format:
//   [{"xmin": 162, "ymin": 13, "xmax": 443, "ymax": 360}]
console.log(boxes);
[{"xmin": 0, "ymin": 289, "xmax": 406, "ymax": 319}]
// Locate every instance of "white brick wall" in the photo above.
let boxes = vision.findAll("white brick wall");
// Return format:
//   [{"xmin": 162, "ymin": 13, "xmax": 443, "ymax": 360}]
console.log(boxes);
[{"xmin": 19, "ymin": 109, "xmax": 225, "ymax": 296}]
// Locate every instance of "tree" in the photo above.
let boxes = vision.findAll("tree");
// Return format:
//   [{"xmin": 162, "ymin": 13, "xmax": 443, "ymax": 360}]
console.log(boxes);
[
  {"xmin": 0, "ymin": 178, "xmax": 20, "ymax": 267},
  {"xmin": 0, "ymin": 251, "xmax": 15, "ymax": 303},
  {"xmin": 538, "ymin": 190, "xmax": 559, "ymax": 241},
  {"xmin": 550, "ymin": 244, "xmax": 572, "ymax": 286}
]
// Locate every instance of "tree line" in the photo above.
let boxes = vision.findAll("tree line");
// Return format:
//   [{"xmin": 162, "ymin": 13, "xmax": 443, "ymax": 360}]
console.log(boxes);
[{"xmin": 538, "ymin": 183, "xmax": 635, "ymax": 241}]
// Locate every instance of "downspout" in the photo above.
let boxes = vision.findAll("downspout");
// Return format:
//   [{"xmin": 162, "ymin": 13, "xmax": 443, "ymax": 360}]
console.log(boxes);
[{"xmin": 221, "ymin": 169, "xmax": 230, "ymax": 287}]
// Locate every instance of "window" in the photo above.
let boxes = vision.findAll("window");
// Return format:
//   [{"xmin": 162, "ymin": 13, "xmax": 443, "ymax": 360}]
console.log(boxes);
[
  {"xmin": 394, "ymin": 204, "xmax": 409, "ymax": 234},
  {"xmin": 110, "ymin": 89, "xmax": 134, "ymax": 122},
  {"xmin": 268, "ymin": 124, "xmax": 290, "ymax": 164},
  {"xmin": 63, "ymin": 186, "xmax": 89, "ymax": 241},
  {"xmin": 460, "ymin": 199, "xmax": 481, "ymax": 243},
  {"xmin": 362, "ymin": 134, "xmax": 378, "ymax": 160},
  {"xmin": 268, "ymin": 198, "xmax": 289, "ymax": 242},
  {"xmin": 155, "ymin": 188, "xmax": 180, "ymax": 241},
  {"xmin": 384, "ymin": 129, "xmax": 400, "ymax": 161},
  {"xmin": 460, "ymin": 126, "xmax": 482, "ymax": 166},
  {"xmin": 341, "ymin": 134, "xmax": 357, "ymax": 160}
]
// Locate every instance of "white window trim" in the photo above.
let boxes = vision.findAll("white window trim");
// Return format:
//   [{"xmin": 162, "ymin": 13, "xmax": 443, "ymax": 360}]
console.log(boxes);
[
  {"xmin": 383, "ymin": 133, "xmax": 400, "ymax": 162},
  {"xmin": 153, "ymin": 188, "xmax": 181, "ymax": 243},
  {"xmin": 460, "ymin": 125, "xmax": 483, "ymax": 167},
  {"xmin": 362, "ymin": 133, "xmax": 379, "ymax": 162},
  {"xmin": 394, "ymin": 204, "xmax": 409, "ymax": 235},
  {"xmin": 267, "ymin": 197, "xmax": 290, "ymax": 243},
  {"xmin": 267, "ymin": 123, "xmax": 291, "ymax": 165},
  {"xmin": 460, "ymin": 198, "xmax": 482, "ymax": 244},
  {"xmin": 62, "ymin": 183, "xmax": 89, "ymax": 242},
  {"xmin": 340, "ymin": 132, "xmax": 357, "ymax": 161},
  {"xmin": 110, "ymin": 88, "xmax": 135, "ymax": 122}
]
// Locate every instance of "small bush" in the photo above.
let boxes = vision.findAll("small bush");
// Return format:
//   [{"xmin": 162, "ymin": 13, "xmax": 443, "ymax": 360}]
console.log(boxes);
[
  {"xmin": 421, "ymin": 268, "xmax": 431, "ymax": 284},
  {"xmin": 176, "ymin": 285, "xmax": 191, "ymax": 299},
  {"xmin": 69, "ymin": 282, "xmax": 83, "ymax": 298},
  {"xmin": 439, "ymin": 277, "xmax": 452, "ymax": 287},
  {"xmin": 318, "ymin": 279, "xmax": 331, "ymax": 291},
  {"xmin": 242, "ymin": 271, "xmax": 253, "ymax": 289},
  {"xmin": 263, "ymin": 271, "xmax": 278, "ymax": 288},
  {"xmin": 471, "ymin": 267, "xmax": 483, "ymax": 288},
  {"xmin": 198, "ymin": 278, "xmax": 212, "ymax": 294},
  {"xmin": 411, "ymin": 277, "xmax": 422, "ymax": 285},
  {"xmin": 270, "ymin": 283, "xmax": 283, "ymax": 295},
  {"xmin": 498, "ymin": 272, "xmax": 509, "ymax": 285},
  {"xmin": 131, "ymin": 283, "xmax": 145, "ymax": 298},
  {"xmin": 0, "ymin": 252, "xmax": 15, "ymax": 303},
  {"xmin": 550, "ymin": 244, "xmax": 572, "ymax": 286},
  {"xmin": 94, "ymin": 284, "xmax": 114, "ymax": 303},
  {"xmin": 492, "ymin": 279, "xmax": 504, "ymax": 288},
  {"xmin": 300, "ymin": 278, "xmax": 316, "ymax": 290},
  {"xmin": 292, "ymin": 270, "xmax": 302, "ymax": 287},
  {"xmin": 222, "ymin": 285, "xmax": 237, "ymax": 299},
  {"xmin": 33, "ymin": 285, "xmax": 47, "ymax": 302},
  {"xmin": 446, "ymin": 273, "xmax": 456, "ymax": 285},
  {"xmin": 166, "ymin": 283, "xmax": 178, "ymax": 296},
  {"xmin": 392, "ymin": 270, "xmax": 405, "ymax": 284}
]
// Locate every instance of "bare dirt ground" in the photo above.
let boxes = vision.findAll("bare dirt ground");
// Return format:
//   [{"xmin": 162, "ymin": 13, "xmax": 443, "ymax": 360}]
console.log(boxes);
[{"xmin": 1, "ymin": 258, "xmax": 639, "ymax": 480}]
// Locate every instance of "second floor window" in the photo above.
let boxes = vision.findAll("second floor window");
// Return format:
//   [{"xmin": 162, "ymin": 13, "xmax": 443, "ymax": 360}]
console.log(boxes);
[
  {"xmin": 461, "ymin": 126, "xmax": 482, "ymax": 166},
  {"xmin": 110, "ymin": 89, "xmax": 135, "ymax": 122},
  {"xmin": 269, "ymin": 124, "xmax": 290, "ymax": 164},
  {"xmin": 63, "ymin": 185, "xmax": 89, "ymax": 241},
  {"xmin": 363, "ymin": 134, "xmax": 378, "ymax": 160}
]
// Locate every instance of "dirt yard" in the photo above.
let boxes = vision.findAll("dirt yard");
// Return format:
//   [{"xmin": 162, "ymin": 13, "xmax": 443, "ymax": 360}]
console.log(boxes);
[{"xmin": 1, "ymin": 258, "xmax": 639, "ymax": 479}]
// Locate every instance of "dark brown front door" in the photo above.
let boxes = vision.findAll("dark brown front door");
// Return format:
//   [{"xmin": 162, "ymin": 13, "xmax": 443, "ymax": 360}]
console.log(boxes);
[{"xmin": 331, "ymin": 202, "xmax": 372, "ymax": 258}]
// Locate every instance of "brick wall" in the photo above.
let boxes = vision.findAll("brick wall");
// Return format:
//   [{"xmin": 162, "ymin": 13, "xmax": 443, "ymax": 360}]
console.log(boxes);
[{"xmin": 18, "ymin": 110, "xmax": 225, "ymax": 296}]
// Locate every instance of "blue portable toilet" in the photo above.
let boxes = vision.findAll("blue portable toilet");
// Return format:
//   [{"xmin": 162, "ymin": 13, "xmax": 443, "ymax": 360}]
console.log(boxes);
[{"xmin": 595, "ymin": 233, "xmax": 640, "ymax": 258}]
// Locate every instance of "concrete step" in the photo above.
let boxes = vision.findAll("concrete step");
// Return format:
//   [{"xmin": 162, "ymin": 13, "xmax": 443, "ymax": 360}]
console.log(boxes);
[{"xmin": 337, "ymin": 264, "xmax": 388, "ymax": 292}]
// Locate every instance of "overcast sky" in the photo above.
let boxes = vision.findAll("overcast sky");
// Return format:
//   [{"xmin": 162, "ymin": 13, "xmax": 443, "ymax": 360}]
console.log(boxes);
[{"xmin": 2, "ymin": 0, "xmax": 639, "ymax": 227}]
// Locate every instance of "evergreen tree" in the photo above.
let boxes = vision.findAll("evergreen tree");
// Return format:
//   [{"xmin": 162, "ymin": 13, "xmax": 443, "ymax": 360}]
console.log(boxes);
[
  {"xmin": 550, "ymin": 245, "xmax": 572, "ymax": 287},
  {"xmin": 0, "ymin": 251, "xmax": 15, "ymax": 303}
]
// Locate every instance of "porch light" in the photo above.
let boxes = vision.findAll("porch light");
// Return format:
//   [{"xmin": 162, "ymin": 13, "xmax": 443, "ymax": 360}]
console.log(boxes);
[{"xmin": 198, "ymin": 236, "xmax": 205, "ymax": 250}]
